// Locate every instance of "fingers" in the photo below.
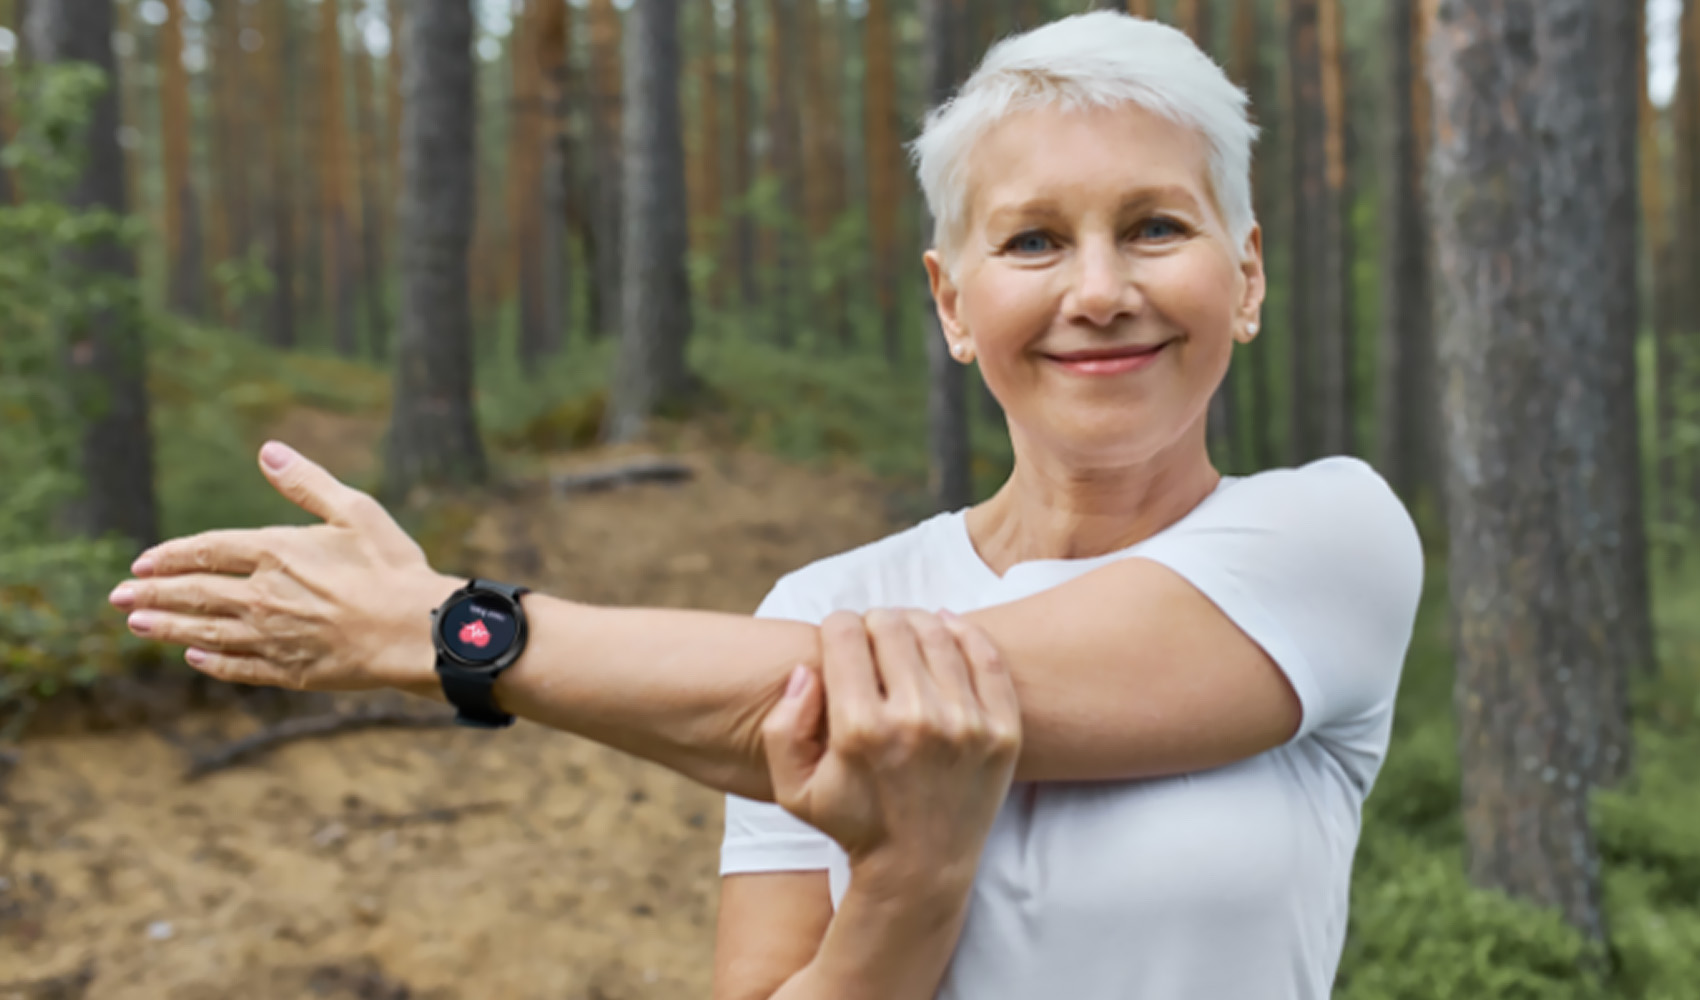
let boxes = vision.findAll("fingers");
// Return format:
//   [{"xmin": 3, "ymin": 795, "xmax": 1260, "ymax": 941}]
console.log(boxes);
[
  {"xmin": 122, "ymin": 609, "xmax": 267, "ymax": 654},
  {"xmin": 820, "ymin": 610, "xmax": 883, "ymax": 741},
  {"xmin": 132, "ymin": 528, "xmax": 276, "ymax": 578},
  {"xmin": 761, "ymin": 666, "xmax": 825, "ymax": 812},
  {"xmin": 863, "ymin": 608, "xmax": 937, "ymax": 712},
  {"xmin": 903, "ymin": 608, "xmax": 975, "ymax": 708},
  {"xmin": 109, "ymin": 573, "xmax": 251, "ymax": 617},
  {"xmin": 257, "ymin": 440, "xmax": 382, "ymax": 528},
  {"xmin": 942, "ymin": 611, "xmax": 1022, "ymax": 754}
]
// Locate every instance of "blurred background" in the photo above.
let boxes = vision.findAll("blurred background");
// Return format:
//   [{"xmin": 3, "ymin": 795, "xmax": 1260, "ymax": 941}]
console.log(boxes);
[{"xmin": 1, "ymin": 0, "xmax": 1697, "ymax": 997}]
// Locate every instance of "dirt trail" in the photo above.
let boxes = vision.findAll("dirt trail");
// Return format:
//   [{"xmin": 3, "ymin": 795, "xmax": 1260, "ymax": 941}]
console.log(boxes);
[{"xmin": 0, "ymin": 411, "xmax": 901, "ymax": 999}]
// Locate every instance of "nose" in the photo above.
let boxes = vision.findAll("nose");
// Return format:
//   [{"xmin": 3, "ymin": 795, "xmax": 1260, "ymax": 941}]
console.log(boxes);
[{"xmin": 1063, "ymin": 234, "xmax": 1139, "ymax": 329}]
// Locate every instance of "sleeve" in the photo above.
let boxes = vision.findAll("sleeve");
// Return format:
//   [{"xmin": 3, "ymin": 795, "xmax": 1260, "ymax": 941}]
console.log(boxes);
[
  {"xmin": 719, "ymin": 574, "xmax": 840, "ymax": 877},
  {"xmin": 1130, "ymin": 457, "xmax": 1425, "ymax": 745}
]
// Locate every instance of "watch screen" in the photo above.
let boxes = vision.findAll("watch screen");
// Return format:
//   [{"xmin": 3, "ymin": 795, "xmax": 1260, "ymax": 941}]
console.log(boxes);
[{"xmin": 439, "ymin": 592, "xmax": 519, "ymax": 665}]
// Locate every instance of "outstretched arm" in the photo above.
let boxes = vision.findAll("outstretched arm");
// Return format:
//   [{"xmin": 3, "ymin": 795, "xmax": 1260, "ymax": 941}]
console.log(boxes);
[{"xmin": 112, "ymin": 442, "xmax": 1309, "ymax": 798}]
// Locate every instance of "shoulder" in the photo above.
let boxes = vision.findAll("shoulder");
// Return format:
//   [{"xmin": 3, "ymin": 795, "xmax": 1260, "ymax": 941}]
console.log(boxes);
[
  {"xmin": 757, "ymin": 512, "xmax": 961, "ymax": 622},
  {"xmin": 1187, "ymin": 457, "xmax": 1422, "ymax": 577}
]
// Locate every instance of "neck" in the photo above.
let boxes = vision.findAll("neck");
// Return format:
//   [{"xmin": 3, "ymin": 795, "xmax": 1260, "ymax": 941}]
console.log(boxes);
[{"xmin": 964, "ymin": 423, "xmax": 1219, "ymax": 577}]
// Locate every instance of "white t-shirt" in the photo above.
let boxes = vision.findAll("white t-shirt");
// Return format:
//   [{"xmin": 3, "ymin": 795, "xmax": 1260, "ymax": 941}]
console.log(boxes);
[{"xmin": 721, "ymin": 457, "xmax": 1424, "ymax": 1000}]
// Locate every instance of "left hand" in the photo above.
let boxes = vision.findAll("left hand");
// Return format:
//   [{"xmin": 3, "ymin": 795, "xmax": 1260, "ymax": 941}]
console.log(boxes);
[{"xmin": 107, "ymin": 441, "xmax": 459, "ymax": 691}]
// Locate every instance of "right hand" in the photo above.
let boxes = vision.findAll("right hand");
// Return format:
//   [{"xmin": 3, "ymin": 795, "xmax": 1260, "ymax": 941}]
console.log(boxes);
[{"xmin": 761, "ymin": 608, "xmax": 1022, "ymax": 887}]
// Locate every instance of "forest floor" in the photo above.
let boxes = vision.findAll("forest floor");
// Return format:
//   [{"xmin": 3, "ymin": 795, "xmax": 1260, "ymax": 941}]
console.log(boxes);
[{"xmin": 0, "ymin": 405, "xmax": 902, "ymax": 1000}]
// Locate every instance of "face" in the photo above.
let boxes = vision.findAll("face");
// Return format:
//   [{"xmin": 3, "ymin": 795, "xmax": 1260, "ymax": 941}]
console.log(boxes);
[{"xmin": 925, "ymin": 103, "xmax": 1264, "ymax": 469}]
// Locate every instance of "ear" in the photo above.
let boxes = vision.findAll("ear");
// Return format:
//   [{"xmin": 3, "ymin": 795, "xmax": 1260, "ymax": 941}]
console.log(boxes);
[
  {"xmin": 1234, "ymin": 225, "xmax": 1267, "ymax": 344},
  {"xmin": 923, "ymin": 249, "xmax": 973, "ymax": 360}
]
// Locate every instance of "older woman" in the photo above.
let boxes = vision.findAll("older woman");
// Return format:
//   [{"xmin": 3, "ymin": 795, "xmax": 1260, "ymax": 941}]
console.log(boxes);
[{"xmin": 108, "ymin": 11, "xmax": 1421, "ymax": 1000}]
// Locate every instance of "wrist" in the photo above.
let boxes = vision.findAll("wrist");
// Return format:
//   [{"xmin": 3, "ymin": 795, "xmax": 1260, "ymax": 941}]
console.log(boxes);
[
  {"xmin": 849, "ymin": 850, "xmax": 978, "ymax": 916},
  {"xmin": 387, "ymin": 569, "xmax": 463, "ymax": 693}
]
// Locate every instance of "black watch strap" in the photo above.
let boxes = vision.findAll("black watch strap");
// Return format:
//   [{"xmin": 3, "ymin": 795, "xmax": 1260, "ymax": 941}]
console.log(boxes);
[{"xmin": 439, "ymin": 665, "xmax": 515, "ymax": 729}]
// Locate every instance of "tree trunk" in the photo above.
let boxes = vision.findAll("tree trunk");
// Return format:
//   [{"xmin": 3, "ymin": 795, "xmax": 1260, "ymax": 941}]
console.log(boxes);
[
  {"xmin": 1677, "ymin": 0, "xmax": 1700, "ymax": 542},
  {"xmin": 763, "ymin": 0, "xmax": 803, "ymax": 346},
  {"xmin": 507, "ymin": 0, "xmax": 548, "ymax": 367},
  {"xmin": 1287, "ymin": 0, "xmax": 1349, "ymax": 462},
  {"xmin": 387, "ymin": 0, "xmax": 405, "ymax": 242},
  {"xmin": 537, "ymin": 0, "xmax": 571, "ymax": 357},
  {"xmin": 352, "ymin": 16, "xmax": 391, "ymax": 361},
  {"xmin": 1598, "ymin": 0, "xmax": 1657, "ymax": 722},
  {"xmin": 799, "ymin": 0, "xmax": 848, "ymax": 348},
  {"xmin": 686, "ymin": 4, "xmax": 723, "ymax": 310},
  {"xmin": 604, "ymin": 0, "xmax": 693, "ymax": 444},
  {"xmin": 1125, "ymin": 0, "xmax": 1153, "ymax": 18},
  {"xmin": 730, "ymin": 0, "xmax": 756, "ymax": 311},
  {"xmin": 317, "ymin": 0, "xmax": 358, "ymax": 357},
  {"xmin": 864, "ymin": 0, "xmax": 904, "ymax": 365},
  {"xmin": 922, "ymin": 0, "xmax": 971, "ymax": 511},
  {"xmin": 1232, "ymin": 0, "xmax": 1276, "ymax": 471},
  {"xmin": 159, "ymin": 0, "xmax": 204, "ymax": 317},
  {"xmin": 1429, "ymin": 0, "xmax": 1636, "ymax": 943},
  {"xmin": 384, "ymin": 0, "xmax": 486, "ymax": 495},
  {"xmin": 1651, "ymin": 0, "xmax": 1682, "ymax": 561},
  {"xmin": 587, "ymin": 0, "xmax": 623, "ymax": 340},
  {"xmin": 208, "ymin": 0, "xmax": 255, "ymax": 326},
  {"xmin": 1376, "ymin": 0, "xmax": 1436, "ymax": 508},
  {"xmin": 262, "ymin": 0, "xmax": 299, "ymax": 349},
  {"xmin": 24, "ymin": 0, "xmax": 159, "ymax": 552}
]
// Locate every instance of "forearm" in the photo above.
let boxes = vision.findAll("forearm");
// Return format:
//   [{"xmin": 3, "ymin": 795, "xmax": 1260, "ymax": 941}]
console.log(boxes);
[
  {"xmin": 771, "ymin": 865, "xmax": 973, "ymax": 1000},
  {"xmin": 403, "ymin": 584, "xmax": 817, "ymax": 800}
]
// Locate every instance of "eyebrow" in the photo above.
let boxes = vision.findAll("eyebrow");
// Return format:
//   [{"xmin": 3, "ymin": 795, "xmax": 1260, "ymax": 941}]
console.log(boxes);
[{"xmin": 982, "ymin": 186, "xmax": 1205, "ymax": 230}]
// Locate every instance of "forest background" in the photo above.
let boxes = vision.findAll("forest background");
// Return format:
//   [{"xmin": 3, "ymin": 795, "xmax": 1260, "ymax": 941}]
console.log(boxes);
[{"xmin": 3, "ymin": 0, "xmax": 1700, "ymax": 997}]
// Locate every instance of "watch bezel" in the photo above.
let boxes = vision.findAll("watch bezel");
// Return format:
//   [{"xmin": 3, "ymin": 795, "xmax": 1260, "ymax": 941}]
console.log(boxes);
[{"xmin": 431, "ymin": 584, "xmax": 529, "ymax": 674}]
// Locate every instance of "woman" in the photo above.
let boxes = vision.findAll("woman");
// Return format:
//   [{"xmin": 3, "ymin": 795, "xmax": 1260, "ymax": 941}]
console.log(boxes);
[{"xmin": 108, "ymin": 11, "xmax": 1421, "ymax": 999}]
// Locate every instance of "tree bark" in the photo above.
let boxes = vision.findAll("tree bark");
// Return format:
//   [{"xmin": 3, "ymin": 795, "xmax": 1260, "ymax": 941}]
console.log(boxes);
[
  {"xmin": 387, "ymin": 0, "xmax": 405, "ymax": 242},
  {"xmin": 730, "ymin": 0, "xmax": 756, "ymax": 311},
  {"xmin": 587, "ymin": 0, "xmax": 623, "ymax": 340},
  {"xmin": 763, "ymin": 0, "xmax": 803, "ymax": 346},
  {"xmin": 537, "ymin": 0, "xmax": 571, "ymax": 357},
  {"xmin": 208, "ymin": 0, "xmax": 255, "ymax": 325},
  {"xmin": 1286, "ymin": 0, "xmax": 1349, "ymax": 462},
  {"xmin": 686, "ymin": 3, "xmax": 723, "ymax": 310},
  {"xmin": 506, "ymin": 0, "xmax": 548, "ymax": 367},
  {"xmin": 1651, "ymin": 0, "xmax": 1682, "ymax": 561},
  {"xmin": 1376, "ymin": 0, "xmax": 1436, "ymax": 507},
  {"xmin": 158, "ymin": 0, "xmax": 204, "ymax": 317},
  {"xmin": 1124, "ymin": 0, "xmax": 1153, "ymax": 18},
  {"xmin": 317, "ymin": 0, "xmax": 358, "ymax": 357},
  {"xmin": 351, "ymin": 15, "xmax": 391, "ymax": 361},
  {"xmin": 922, "ymin": 0, "xmax": 972, "ymax": 511},
  {"xmin": 864, "ymin": 0, "xmax": 904, "ymax": 365},
  {"xmin": 1232, "ymin": 0, "xmax": 1276, "ymax": 471},
  {"xmin": 261, "ymin": 0, "xmax": 299, "ymax": 349},
  {"xmin": 604, "ymin": 0, "xmax": 693, "ymax": 444},
  {"xmin": 384, "ymin": 0, "xmax": 486, "ymax": 495},
  {"xmin": 799, "ymin": 0, "xmax": 849, "ymax": 348},
  {"xmin": 1429, "ymin": 0, "xmax": 1636, "ymax": 943},
  {"xmin": 24, "ymin": 0, "xmax": 159, "ymax": 552}
]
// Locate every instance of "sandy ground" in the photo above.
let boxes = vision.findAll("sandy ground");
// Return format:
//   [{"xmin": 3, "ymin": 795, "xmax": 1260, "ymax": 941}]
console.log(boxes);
[{"xmin": 0, "ymin": 410, "xmax": 903, "ymax": 999}]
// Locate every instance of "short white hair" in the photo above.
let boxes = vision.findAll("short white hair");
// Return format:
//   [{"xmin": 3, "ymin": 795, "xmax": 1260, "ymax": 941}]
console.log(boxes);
[{"xmin": 909, "ymin": 11, "xmax": 1259, "ymax": 263}]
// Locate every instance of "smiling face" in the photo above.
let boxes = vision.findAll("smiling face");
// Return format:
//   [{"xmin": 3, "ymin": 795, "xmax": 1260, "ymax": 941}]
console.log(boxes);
[{"xmin": 925, "ymin": 102, "xmax": 1265, "ymax": 471}]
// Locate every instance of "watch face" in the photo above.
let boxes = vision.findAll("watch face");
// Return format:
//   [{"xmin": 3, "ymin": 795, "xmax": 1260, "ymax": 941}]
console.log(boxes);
[{"xmin": 438, "ymin": 591, "xmax": 520, "ymax": 665}]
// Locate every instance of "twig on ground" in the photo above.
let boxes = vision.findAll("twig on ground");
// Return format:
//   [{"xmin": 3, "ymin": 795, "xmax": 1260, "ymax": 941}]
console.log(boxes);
[
  {"xmin": 184, "ymin": 707, "xmax": 456, "ymax": 780},
  {"xmin": 551, "ymin": 457, "xmax": 694, "ymax": 495},
  {"xmin": 349, "ymin": 800, "xmax": 509, "ymax": 828}
]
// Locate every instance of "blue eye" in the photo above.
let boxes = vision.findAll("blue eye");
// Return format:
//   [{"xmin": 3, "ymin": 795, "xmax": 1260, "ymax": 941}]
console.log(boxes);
[
  {"xmin": 1139, "ymin": 217, "xmax": 1184, "ymax": 240},
  {"xmin": 1006, "ymin": 231, "xmax": 1055, "ymax": 254}
]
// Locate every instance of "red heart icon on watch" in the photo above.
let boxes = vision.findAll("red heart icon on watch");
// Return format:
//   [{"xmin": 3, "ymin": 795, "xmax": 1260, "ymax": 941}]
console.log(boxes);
[{"xmin": 459, "ymin": 620, "xmax": 492, "ymax": 648}]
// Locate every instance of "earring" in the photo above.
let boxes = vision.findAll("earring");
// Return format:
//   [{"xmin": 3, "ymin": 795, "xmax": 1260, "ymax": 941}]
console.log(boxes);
[
  {"xmin": 1246, "ymin": 321, "xmax": 1260, "ymax": 338},
  {"xmin": 951, "ymin": 343, "xmax": 973, "ymax": 362}
]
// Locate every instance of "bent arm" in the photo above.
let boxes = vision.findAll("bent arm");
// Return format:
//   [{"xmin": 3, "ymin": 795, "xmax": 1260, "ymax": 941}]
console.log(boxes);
[{"xmin": 399, "ymin": 555, "xmax": 1299, "ymax": 798}]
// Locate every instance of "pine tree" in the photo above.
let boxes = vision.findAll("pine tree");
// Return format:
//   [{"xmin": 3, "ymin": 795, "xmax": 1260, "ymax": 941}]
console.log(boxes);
[
  {"xmin": 317, "ymin": 0, "xmax": 358, "ymax": 356},
  {"xmin": 158, "ymin": 0, "xmax": 205, "ymax": 316},
  {"xmin": 385, "ymin": 0, "xmax": 487, "ymax": 494},
  {"xmin": 863, "ymin": 0, "xmax": 904, "ymax": 364}
]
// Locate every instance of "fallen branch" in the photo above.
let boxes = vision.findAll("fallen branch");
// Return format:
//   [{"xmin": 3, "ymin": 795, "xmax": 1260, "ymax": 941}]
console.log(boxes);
[
  {"xmin": 185, "ymin": 707, "xmax": 456, "ymax": 780},
  {"xmin": 551, "ymin": 457, "xmax": 693, "ymax": 495}
]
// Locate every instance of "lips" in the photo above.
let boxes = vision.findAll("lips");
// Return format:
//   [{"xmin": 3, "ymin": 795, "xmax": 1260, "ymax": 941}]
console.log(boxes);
[{"xmin": 1043, "ymin": 341, "xmax": 1170, "ymax": 376}]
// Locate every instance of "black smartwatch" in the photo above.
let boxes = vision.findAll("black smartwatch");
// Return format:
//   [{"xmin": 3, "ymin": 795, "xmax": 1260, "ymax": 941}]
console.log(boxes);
[{"xmin": 430, "ymin": 578, "xmax": 531, "ymax": 729}]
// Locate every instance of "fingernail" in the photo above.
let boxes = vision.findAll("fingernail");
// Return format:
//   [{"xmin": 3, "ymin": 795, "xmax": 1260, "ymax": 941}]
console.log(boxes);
[
  {"xmin": 109, "ymin": 584, "xmax": 135, "ymax": 608},
  {"xmin": 131, "ymin": 556, "xmax": 154, "ymax": 577},
  {"xmin": 260, "ymin": 441, "xmax": 295, "ymax": 471},
  {"xmin": 785, "ymin": 666, "xmax": 810, "ymax": 699},
  {"xmin": 185, "ymin": 648, "xmax": 207, "ymax": 666},
  {"xmin": 127, "ymin": 611, "xmax": 156, "ymax": 635}
]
